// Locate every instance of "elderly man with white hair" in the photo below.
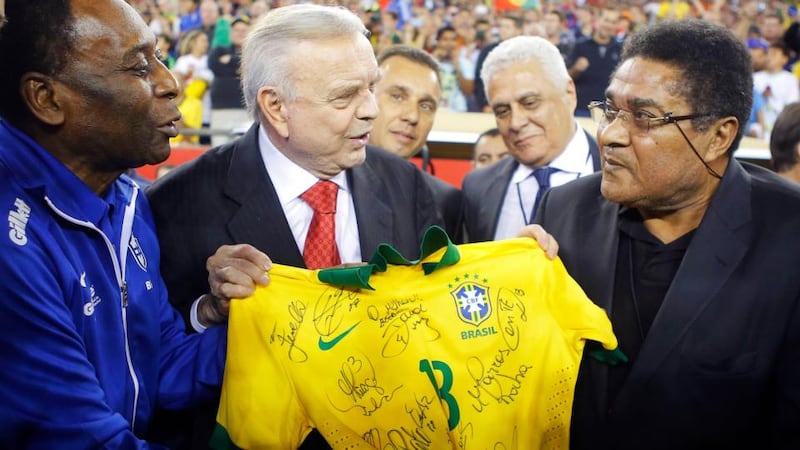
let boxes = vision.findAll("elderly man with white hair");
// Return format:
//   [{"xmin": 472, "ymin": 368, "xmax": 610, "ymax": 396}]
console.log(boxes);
[{"xmin": 462, "ymin": 35, "xmax": 601, "ymax": 242}]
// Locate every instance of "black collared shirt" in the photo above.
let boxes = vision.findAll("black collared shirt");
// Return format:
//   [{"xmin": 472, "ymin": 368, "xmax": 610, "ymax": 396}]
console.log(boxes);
[{"xmin": 607, "ymin": 208, "xmax": 695, "ymax": 403}]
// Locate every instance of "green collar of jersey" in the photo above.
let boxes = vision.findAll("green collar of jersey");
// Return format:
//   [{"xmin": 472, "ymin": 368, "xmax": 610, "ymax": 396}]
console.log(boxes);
[{"xmin": 317, "ymin": 225, "xmax": 460, "ymax": 290}]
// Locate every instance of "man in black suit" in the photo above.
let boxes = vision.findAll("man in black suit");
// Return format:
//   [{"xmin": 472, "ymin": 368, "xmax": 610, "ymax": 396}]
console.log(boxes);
[
  {"xmin": 533, "ymin": 20, "xmax": 800, "ymax": 449},
  {"xmin": 370, "ymin": 45, "xmax": 464, "ymax": 242},
  {"xmin": 462, "ymin": 36, "xmax": 600, "ymax": 243},
  {"xmin": 146, "ymin": 5, "xmax": 442, "ymax": 448}
]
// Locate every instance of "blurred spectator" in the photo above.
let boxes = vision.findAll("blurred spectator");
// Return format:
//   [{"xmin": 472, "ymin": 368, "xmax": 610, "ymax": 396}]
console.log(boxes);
[
  {"xmin": 433, "ymin": 25, "xmax": 469, "ymax": 112},
  {"xmin": 472, "ymin": 128, "xmax": 510, "ymax": 170},
  {"xmin": 247, "ymin": 0, "xmax": 268, "ymax": 22},
  {"xmin": 543, "ymin": 9, "xmax": 576, "ymax": 62},
  {"xmin": 754, "ymin": 42, "xmax": 799, "ymax": 134},
  {"xmin": 760, "ymin": 12, "xmax": 785, "ymax": 45},
  {"xmin": 748, "ymin": 37, "xmax": 770, "ymax": 71},
  {"xmin": 568, "ymin": 7, "xmax": 622, "ymax": 117},
  {"xmin": 178, "ymin": 0, "xmax": 201, "ymax": 35},
  {"xmin": 657, "ymin": 0, "xmax": 693, "ymax": 20},
  {"xmin": 209, "ymin": 17, "xmax": 251, "ymax": 146},
  {"xmin": 769, "ymin": 101, "xmax": 800, "ymax": 183},
  {"xmin": 174, "ymin": 29, "xmax": 214, "ymax": 143},
  {"xmin": 170, "ymin": 72, "xmax": 205, "ymax": 145},
  {"xmin": 572, "ymin": 5, "xmax": 595, "ymax": 42},
  {"xmin": 199, "ymin": 0, "xmax": 219, "ymax": 44},
  {"xmin": 156, "ymin": 33, "xmax": 176, "ymax": 69},
  {"xmin": 377, "ymin": 10, "xmax": 402, "ymax": 53},
  {"xmin": 474, "ymin": 14, "xmax": 524, "ymax": 112},
  {"xmin": 746, "ymin": 87, "xmax": 768, "ymax": 139}
]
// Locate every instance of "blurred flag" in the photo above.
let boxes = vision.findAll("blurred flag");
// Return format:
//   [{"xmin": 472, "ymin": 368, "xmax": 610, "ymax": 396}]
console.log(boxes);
[{"xmin": 494, "ymin": 0, "xmax": 538, "ymax": 11}]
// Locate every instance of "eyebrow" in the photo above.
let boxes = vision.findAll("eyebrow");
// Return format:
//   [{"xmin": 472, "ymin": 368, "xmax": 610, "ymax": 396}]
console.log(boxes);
[
  {"xmin": 122, "ymin": 41, "xmax": 153, "ymax": 63},
  {"xmin": 605, "ymin": 91, "xmax": 663, "ymax": 110}
]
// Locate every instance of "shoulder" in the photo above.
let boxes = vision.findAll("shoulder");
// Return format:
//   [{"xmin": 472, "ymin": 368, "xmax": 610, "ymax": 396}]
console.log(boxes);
[
  {"xmin": 463, "ymin": 158, "xmax": 514, "ymax": 191},
  {"xmin": 148, "ymin": 129, "xmax": 254, "ymax": 202},
  {"xmin": 543, "ymin": 172, "xmax": 603, "ymax": 208},
  {"xmin": 422, "ymin": 171, "xmax": 462, "ymax": 203},
  {"xmin": 362, "ymin": 145, "xmax": 424, "ymax": 179},
  {"xmin": 744, "ymin": 163, "xmax": 800, "ymax": 210}
]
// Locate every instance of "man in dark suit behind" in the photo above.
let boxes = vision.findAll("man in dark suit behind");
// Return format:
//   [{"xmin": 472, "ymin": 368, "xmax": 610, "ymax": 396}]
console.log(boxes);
[
  {"xmin": 146, "ymin": 5, "xmax": 442, "ymax": 448},
  {"xmin": 370, "ymin": 45, "xmax": 463, "ymax": 243},
  {"xmin": 533, "ymin": 20, "xmax": 800, "ymax": 449},
  {"xmin": 462, "ymin": 36, "xmax": 600, "ymax": 243}
]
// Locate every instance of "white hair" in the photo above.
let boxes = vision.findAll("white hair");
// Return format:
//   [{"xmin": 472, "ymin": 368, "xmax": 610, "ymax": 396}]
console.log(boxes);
[
  {"xmin": 481, "ymin": 36, "xmax": 570, "ymax": 100},
  {"xmin": 240, "ymin": 4, "xmax": 368, "ymax": 123}
]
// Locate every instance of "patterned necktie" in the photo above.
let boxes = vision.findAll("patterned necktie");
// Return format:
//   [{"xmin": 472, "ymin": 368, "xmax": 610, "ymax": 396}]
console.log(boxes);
[
  {"xmin": 300, "ymin": 180, "xmax": 341, "ymax": 270},
  {"xmin": 530, "ymin": 166, "xmax": 559, "ymax": 223}
]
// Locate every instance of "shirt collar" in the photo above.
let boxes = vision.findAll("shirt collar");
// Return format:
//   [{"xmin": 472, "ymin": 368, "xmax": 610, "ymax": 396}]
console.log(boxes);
[
  {"xmin": 547, "ymin": 121, "xmax": 591, "ymax": 174},
  {"xmin": 511, "ymin": 121, "xmax": 589, "ymax": 183},
  {"xmin": 257, "ymin": 126, "xmax": 348, "ymax": 206}
]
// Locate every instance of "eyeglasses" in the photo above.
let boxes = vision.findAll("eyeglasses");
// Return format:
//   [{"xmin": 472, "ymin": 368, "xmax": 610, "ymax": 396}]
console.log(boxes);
[
  {"xmin": 587, "ymin": 101, "xmax": 700, "ymax": 133},
  {"xmin": 587, "ymin": 101, "xmax": 722, "ymax": 179}
]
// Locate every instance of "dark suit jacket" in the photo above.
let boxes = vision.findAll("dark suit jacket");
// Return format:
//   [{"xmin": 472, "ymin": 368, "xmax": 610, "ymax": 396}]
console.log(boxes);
[
  {"xmin": 148, "ymin": 123, "xmax": 443, "ymax": 320},
  {"xmin": 422, "ymin": 171, "xmax": 464, "ymax": 243},
  {"xmin": 145, "ymin": 124, "xmax": 443, "ymax": 448},
  {"xmin": 462, "ymin": 128, "xmax": 600, "ymax": 242},
  {"xmin": 535, "ymin": 160, "xmax": 800, "ymax": 449}
]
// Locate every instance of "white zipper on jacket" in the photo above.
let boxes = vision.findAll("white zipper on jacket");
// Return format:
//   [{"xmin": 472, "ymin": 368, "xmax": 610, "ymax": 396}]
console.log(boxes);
[{"xmin": 44, "ymin": 185, "xmax": 141, "ymax": 430}]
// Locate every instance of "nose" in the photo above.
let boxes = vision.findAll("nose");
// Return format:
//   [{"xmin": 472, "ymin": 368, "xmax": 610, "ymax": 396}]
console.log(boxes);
[
  {"xmin": 153, "ymin": 59, "xmax": 179, "ymax": 100},
  {"xmin": 597, "ymin": 111, "xmax": 631, "ymax": 149},
  {"xmin": 508, "ymin": 104, "xmax": 527, "ymax": 132},
  {"xmin": 356, "ymin": 89, "xmax": 379, "ymax": 121},
  {"xmin": 400, "ymin": 101, "xmax": 420, "ymax": 125}
]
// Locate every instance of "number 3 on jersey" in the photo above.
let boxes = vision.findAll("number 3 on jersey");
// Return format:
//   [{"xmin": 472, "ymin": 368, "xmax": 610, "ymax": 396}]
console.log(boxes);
[{"xmin": 419, "ymin": 359, "xmax": 461, "ymax": 430}]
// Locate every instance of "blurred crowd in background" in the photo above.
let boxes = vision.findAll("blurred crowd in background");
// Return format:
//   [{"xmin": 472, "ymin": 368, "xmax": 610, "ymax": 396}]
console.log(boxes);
[{"xmin": 127, "ymin": 0, "xmax": 800, "ymax": 144}]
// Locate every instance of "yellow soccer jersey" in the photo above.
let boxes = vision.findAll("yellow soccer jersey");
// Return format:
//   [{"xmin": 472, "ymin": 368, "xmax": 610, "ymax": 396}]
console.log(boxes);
[{"xmin": 215, "ymin": 236, "xmax": 619, "ymax": 450}]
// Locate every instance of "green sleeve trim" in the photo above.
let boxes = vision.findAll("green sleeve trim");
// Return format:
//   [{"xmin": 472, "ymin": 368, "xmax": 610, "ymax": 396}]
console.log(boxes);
[
  {"xmin": 587, "ymin": 347, "xmax": 629, "ymax": 366},
  {"xmin": 317, "ymin": 226, "xmax": 460, "ymax": 289},
  {"xmin": 209, "ymin": 424, "xmax": 241, "ymax": 450}
]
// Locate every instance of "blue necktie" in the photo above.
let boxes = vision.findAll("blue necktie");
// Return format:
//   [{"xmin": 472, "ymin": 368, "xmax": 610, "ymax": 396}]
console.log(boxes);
[{"xmin": 530, "ymin": 166, "xmax": 559, "ymax": 222}]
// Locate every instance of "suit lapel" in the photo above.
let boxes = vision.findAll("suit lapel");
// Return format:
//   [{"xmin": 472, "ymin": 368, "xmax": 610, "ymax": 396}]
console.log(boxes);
[
  {"xmin": 583, "ymin": 129, "xmax": 602, "ymax": 172},
  {"xmin": 222, "ymin": 124, "xmax": 305, "ymax": 267},
  {"xmin": 485, "ymin": 158, "xmax": 517, "ymax": 239},
  {"xmin": 577, "ymin": 189, "xmax": 621, "ymax": 416},
  {"xmin": 619, "ymin": 159, "xmax": 753, "ymax": 400},
  {"xmin": 349, "ymin": 152, "xmax": 393, "ymax": 260}
]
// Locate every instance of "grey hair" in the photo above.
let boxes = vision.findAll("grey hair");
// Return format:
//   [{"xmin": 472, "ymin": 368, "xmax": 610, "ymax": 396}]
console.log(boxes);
[
  {"xmin": 240, "ymin": 4, "xmax": 368, "ymax": 123},
  {"xmin": 481, "ymin": 36, "xmax": 570, "ymax": 100}
]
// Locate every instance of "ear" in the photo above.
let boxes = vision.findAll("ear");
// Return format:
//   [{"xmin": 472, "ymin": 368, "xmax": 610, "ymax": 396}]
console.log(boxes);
[
  {"xmin": 704, "ymin": 115, "xmax": 738, "ymax": 162},
  {"xmin": 19, "ymin": 72, "xmax": 66, "ymax": 126},
  {"xmin": 257, "ymin": 86, "xmax": 289, "ymax": 138},
  {"xmin": 564, "ymin": 78, "xmax": 577, "ymax": 114}
]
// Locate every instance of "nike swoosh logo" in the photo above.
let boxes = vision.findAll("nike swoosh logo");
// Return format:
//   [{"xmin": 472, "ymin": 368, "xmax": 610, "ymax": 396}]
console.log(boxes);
[{"xmin": 318, "ymin": 322, "xmax": 360, "ymax": 351}]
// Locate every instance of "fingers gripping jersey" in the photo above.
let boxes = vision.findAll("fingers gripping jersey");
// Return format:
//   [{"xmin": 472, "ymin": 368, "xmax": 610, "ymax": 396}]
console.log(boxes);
[{"xmin": 215, "ymin": 238, "xmax": 618, "ymax": 449}]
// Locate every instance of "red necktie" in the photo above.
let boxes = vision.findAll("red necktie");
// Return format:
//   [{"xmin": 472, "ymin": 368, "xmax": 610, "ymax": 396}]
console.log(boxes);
[{"xmin": 301, "ymin": 180, "xmax": 341, "ymax": 269}]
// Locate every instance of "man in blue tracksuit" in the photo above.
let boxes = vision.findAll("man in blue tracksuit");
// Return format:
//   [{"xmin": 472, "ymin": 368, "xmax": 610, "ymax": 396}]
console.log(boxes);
[{"xmin": 0, "ymin": 0, "xmax": 232, "ymax": 447}]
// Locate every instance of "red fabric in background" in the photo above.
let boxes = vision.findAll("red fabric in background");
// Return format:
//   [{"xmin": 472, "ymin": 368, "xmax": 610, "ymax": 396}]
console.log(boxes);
[{"xmin": 136, "ymin": 148, "xmax": 473, "ymax": 188}]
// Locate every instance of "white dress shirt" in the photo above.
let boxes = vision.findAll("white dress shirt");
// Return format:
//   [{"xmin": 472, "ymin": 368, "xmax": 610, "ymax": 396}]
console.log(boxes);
[
  {"xmin": 493, "ymin": 123, "xmax": 595, "ymax": 240},
  {"xmin": 257, "ymin": 126, "xmax": 362, "ymax": 263},
  {"xmin": 190, "ymin": 127, "xmax": 363, "ymax": 332}
]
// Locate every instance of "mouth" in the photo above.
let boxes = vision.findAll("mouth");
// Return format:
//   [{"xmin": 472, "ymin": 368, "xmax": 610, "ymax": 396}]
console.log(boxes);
[
  {"xmin": 350, "ymin": 131, "xmax": 371, "ymax": 146},
  {"xmin": 513, "ymin": 134, "xmax": 541, "ymax": 148},
  {"xmin": 391, "ymin": 130, "xmax": 416, "ymax": 144},
  {"xmin": 157, "ymin": 113, "xmax": 182, "ymax": 138}
]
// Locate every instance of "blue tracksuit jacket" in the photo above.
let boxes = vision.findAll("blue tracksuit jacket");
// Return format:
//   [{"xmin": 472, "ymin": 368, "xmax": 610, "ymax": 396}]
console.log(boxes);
[{"xmin": 0, "ymin": 121, "xmax": 227, "ymax": 448}]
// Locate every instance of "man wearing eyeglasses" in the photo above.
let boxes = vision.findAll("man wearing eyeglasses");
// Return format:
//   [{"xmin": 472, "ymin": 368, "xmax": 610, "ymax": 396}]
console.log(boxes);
[
  {"xmin": 531, "ymin": 20, "xmax": 800, "ymax": 449},
  {"xmin": 462, "ymin": 36, "xmax": 601, "ymax": 243}
]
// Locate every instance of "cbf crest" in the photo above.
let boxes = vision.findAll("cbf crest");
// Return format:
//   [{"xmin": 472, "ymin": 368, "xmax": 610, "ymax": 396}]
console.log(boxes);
[{"xmin": 451, "ymin": 280, "xmax": 491, "ymax": 327}]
